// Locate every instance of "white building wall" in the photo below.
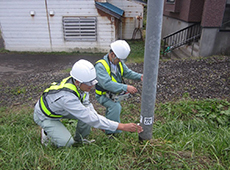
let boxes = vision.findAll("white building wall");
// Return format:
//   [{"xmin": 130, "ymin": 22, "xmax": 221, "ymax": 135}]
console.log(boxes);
[
  {"xmin": 0, "ymin": 0, "xmax": 115, "ymax": 52},
  {"xmin": 108, "ymin": 0, "xmax": 144, "ymax": 39},
  {"xmin": 0, "ymin": 0, "xmax": 50, "ymax": 51}
]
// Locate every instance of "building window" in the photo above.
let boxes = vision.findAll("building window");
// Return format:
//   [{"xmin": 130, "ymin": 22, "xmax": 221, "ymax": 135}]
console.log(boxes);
[
  {"xmin": 166, "ymin": 0, "xmax": 175, "ymax": 3},
  {"xmin": 165, "ymin": 0, "xmax": 180, "ymax": 13},
  {"xmin": 220, "ymin": 4, "xmax": 230, "ymax": 31},
  {"xmin": 63, "ymin": 17, "xmax": 97, "ymax": 41}
]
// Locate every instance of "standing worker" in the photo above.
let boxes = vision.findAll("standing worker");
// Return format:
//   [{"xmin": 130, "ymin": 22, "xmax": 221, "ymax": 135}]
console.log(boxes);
[
  {"xmin": 95, "ymin": 40, "xmax": 143, "ymax": 136},
  {"xmin": 33, "ymin": 59, "xmax": 143, "ymax": 147}
]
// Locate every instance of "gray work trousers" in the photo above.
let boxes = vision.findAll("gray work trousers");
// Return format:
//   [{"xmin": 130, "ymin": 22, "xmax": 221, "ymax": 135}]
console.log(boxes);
[
  {"xmin": 33, "ymin": 112, "xmax": 91, "ymax": 147},
  {"xmin": 96, "ymin": 94, "xmax": 122, "ymax": 135}
]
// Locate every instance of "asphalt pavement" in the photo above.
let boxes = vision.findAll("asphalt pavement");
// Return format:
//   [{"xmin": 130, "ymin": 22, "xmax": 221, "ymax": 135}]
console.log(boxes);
[{"xmin": 0, "ymin": 52, "xmax": 102, "ymax": 81}]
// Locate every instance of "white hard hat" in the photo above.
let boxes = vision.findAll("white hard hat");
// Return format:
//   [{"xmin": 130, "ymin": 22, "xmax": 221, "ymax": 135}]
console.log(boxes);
[
  {"xmin": 70, "ymin": 59, "xmax": 98, "ymax": 86},
  {"xmin": 110, "ymin": 40, "xmax": 131, "ymax": 60}
]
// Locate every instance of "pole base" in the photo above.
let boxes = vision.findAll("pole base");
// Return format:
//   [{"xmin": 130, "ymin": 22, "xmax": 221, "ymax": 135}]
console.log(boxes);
[{"xmin": 138, "ymin": 135, "xmax": 145, "ymax": 144}]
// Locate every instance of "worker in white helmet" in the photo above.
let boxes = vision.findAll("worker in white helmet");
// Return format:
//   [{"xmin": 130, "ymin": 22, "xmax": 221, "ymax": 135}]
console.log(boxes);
[
  {"xmin": 33, "ymin": 59, "xmax": 143, "ymax": 147},
  {"xmin": 95, "ymin": 40, "xmax": 143, "ymax": 136}
]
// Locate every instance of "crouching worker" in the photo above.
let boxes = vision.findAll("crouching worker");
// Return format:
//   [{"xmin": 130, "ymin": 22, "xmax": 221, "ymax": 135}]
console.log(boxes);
[{"xmin": 33, "ymin": 59, "xmax": 143, "ymax": 147}]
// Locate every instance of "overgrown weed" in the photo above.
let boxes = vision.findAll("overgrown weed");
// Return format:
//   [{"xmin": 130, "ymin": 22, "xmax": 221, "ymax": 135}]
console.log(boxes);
[{"xmin": 0, "ymin": 98, "xmax": 229, "ymax": 169}]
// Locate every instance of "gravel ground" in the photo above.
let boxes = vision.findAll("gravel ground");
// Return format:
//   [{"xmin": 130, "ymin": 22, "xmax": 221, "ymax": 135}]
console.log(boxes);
[{"xmin": 0, "ymin": 54, "xmax": 229, "ymax": 108}]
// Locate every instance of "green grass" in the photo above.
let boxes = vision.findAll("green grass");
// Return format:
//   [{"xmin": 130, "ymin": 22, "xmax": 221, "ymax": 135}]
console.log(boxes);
[
  {"xmin": 0, "ymin": 40, "xmax": 145, "ymax": 64},
  {"xmin": 0, "ymin": 42, "xmax": 229, "ymax": 169},
  {"xmin": 127, "ymin": 40, "xmax": 145, "ymax": 63},
  {"xmin": 1, "ymin": 98, "xmax": 229, "ymax": 170}
]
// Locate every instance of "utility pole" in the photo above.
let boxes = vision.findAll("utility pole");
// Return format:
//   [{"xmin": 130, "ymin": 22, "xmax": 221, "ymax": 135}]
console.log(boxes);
[{"xmin": 139, "ymin": 0, "xmax": 164, "ymax": 141}]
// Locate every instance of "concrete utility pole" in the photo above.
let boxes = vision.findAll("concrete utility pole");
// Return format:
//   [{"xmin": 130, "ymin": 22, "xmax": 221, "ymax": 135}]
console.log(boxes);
[{"xmin": 139, "ymin": 0, "xmax": 164, "ymax": 141}]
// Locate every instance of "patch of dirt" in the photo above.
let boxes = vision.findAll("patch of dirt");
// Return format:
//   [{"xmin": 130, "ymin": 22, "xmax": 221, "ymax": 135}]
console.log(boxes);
[
  {"xmin": 0, "ymin": 53, "xmax": 229, "ymax": 108},
  {"xmin": 127, "ymin": 56, "xmax": 229, "ymax": 105}
]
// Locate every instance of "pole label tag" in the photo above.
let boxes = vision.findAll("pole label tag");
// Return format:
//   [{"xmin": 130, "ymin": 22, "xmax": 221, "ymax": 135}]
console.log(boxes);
[{"xmin": 144, "ymin": 117, "xmax": 153, "ymax": 125}]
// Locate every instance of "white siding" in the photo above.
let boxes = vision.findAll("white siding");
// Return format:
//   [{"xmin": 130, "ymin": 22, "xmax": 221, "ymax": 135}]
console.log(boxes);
[
  {"xmin": 0, "ymin": 0, "xmax": 143, "ymax": 52},
  {"xmin": 108, "ymin": 0, "xmax": 144, "ymax": 39},
  {"xmin": 0, "ymin": 0, "xmax": 50, "ymax": 51},
  {"xmin": 0, "ymin": 0, "xmax": 115, "ymax": 52}
]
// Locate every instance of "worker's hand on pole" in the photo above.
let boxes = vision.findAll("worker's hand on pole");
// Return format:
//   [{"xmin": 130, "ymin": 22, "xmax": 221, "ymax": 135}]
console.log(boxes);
[
  {"xmin": 127, "ymin": 85, "xmax": 138, "ymax": 94},
  {"xmin": 117, "ymin": 123, "xmax": 143, "ymax": 133}
]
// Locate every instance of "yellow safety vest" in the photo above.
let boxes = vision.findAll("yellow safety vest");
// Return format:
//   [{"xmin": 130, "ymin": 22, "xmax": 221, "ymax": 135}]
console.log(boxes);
[
  {"xmin": 95, "ymin": 59, "xmax": 124, "ymax": 95},
  {"xmin": 39, "ymin": 76, "xmax": 86, "ymax": 118}
]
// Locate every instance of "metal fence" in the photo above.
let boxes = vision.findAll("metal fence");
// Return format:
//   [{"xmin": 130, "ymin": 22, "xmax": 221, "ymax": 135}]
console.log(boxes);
[{"xmin": 162, "ymin": 23, "xmax": 202, "ymax": 55}]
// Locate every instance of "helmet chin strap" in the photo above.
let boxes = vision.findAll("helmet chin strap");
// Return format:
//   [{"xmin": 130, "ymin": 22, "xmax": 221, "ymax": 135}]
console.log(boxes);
[
  {"xmin": 74, "ymin": 79, "xmax": 84, "ymax": 93},
  {"xmin": 112, "ymin": 56, "xmax": 119, "ymax": 65},
  {"xmin": 112, "ymin": 57, "xmax": 115, "ymax": 64}
]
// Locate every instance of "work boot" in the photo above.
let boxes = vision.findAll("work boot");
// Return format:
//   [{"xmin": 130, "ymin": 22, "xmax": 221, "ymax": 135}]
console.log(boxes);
[
  {"xmin": 73, "ymin": 138, "xmax": 95, "ymax": 146},
  {"xmin": 82, "ymin": 139, "xmax": 96, "ymax": 144},
  {"xmin": 74, "ymin": 139, "xmax": 95, "ymax": 146},
  {"xmin": 41, "ymin": 129, "xmax": 49, "ymax": 146},
  {"xmin": 107, "ymin": 133, "xmax": 119, "ymax": 140}
]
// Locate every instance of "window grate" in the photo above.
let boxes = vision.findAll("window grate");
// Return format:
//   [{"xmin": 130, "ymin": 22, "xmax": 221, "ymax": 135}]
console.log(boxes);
[{"xmin": 63, "ymin": 17, "xmax": 97, "ymax": 41}]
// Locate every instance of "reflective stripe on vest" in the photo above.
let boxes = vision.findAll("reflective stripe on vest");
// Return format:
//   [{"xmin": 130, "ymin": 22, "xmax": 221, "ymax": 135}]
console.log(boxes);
[
  {"xmin": 95, "ymin": 59, "xmax": 124, "ymax": 95},
  {"xmin": 39, "ymin": 76, "xmax": 86, "ymax": 118},
  {"xmin": 95, "ymin": 89, "xmax": 106, "ymax": 95}
]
